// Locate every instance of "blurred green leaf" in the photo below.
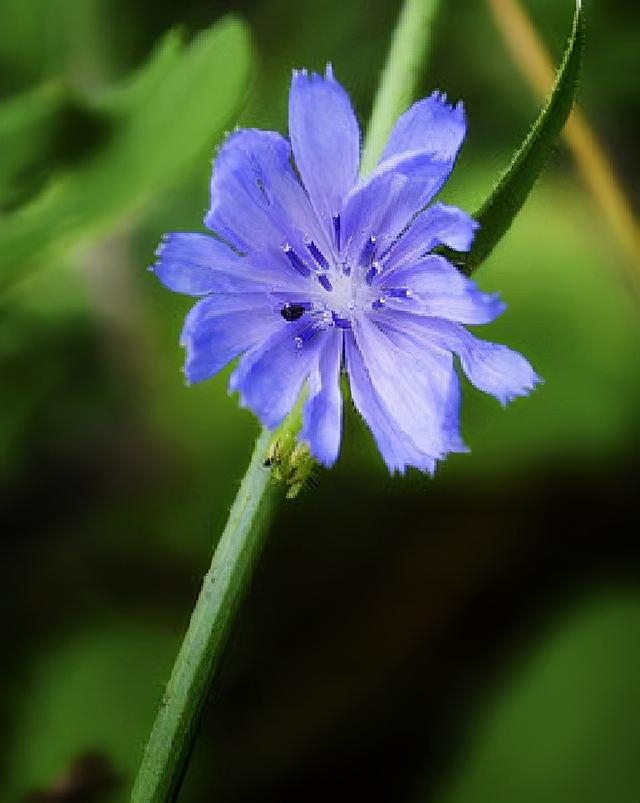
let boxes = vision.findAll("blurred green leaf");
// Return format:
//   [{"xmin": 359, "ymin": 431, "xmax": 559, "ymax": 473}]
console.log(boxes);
[
  {"xmin": 6, "ymin": 620, "xmax": 179, "ymax": 801},
  {"xmin": 0, "ymin": 16, "xmax": 252, "ymax": 294},
  {"xmin": 452, "ymin": 176, "xmax": 640, "ymax": 474},
  {"xmin": 434, "ymin": 591, "xmax": 640, "ymax": 803},
  {"xmin": 0, "ymin": 82, "xmax": 108, "ymax": 211},
  {"xmin": 0, "ymin": 0, "xmax": 111, "ymax": 90},
  {"xmin": 0, "ymin": 84, "xmax": 66, "ymax": 209},
  {"xmin": 446, "ymin": 0, "xmax": 584, "ymax": 273}
]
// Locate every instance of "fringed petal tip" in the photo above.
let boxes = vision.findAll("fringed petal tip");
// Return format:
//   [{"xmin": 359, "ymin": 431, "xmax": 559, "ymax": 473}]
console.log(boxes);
[
  {"xmin": 151, "ymin": 232, "xmax": 220, "ymax": 296},
  {"xmin": 381, "ymin": 90, "xmax": 467, "ymax": 168},
  {"xmin": 498, "ymin": 367, "xmax": 544, "ymax": 407},
  {"xmin": 301, "ymin": 436, "xmax": 340, "ymax": 469},
  {"xmin": 289, "ymin": 64, "xmax": 361, "ymax": 226},
  {"xmin": 429, "ymin": 89, "xmax": 466, "ymax": 118},
  {"xmin": 290, "ymin": 63, "xmax": 338, "ymax": 83},
  {"xmin": 460, "ymin": 341, "xmax": 543, "ymax": 407}
]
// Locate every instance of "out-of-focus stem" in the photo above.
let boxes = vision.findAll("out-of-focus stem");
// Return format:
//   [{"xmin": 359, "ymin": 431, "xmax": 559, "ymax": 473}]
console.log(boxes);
[
  {"xmin": 487, "ymin": 0, "xmax": 640, "ymax": 287},
  {"xmin": 361, "ymin": 0, "xmax": 442, "ymax": 175}
]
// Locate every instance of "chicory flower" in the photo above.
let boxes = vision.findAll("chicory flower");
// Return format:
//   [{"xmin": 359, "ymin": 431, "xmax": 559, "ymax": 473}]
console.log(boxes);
[{"xmin": 153, "ymin": 65, "xmax": 540, "ymax": 473}]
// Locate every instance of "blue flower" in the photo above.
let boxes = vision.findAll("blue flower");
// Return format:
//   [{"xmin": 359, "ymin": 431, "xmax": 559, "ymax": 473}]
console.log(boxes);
[{"xmin": 153, "ymin": 65, "xmax": 540, "ymax": 473}]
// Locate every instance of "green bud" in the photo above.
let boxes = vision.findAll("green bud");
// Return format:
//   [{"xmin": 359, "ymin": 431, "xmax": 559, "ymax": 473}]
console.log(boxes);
[{"xmin": 263, "ymin": 391, "xmax": 316, "ymax": 499}]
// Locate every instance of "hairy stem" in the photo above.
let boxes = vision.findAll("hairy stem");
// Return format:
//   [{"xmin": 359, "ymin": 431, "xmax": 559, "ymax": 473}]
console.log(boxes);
[{"xmin": 131, "ymin": 429, "xmax": 277, "ymax": 802}]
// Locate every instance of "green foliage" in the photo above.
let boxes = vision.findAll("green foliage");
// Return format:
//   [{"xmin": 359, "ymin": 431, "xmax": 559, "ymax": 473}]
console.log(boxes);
[
  {"xmin": 0, "ymin": 16, "xmax": 252, "ymax": 294},
  {"xmin": 446, "ymin": 176, "xmax": 640, "ymax": 476},
  {"xmin": 445, "ymin": 0, "xmax": 584, "ymax": 274},
  {"xmin": 435, "ymin": 591, "xmax": 640, "ymax": 803},
  {"xmin": 6, "ymin": 620, "xmax": 179, "ymax": 801},
  {"xmin": 0, "ymin": 83, "xmax": 86, "ymax": 211}
]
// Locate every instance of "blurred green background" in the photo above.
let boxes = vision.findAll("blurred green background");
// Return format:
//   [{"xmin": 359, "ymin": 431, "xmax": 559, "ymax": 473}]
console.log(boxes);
[{"xmin": 1, "ymin": 0, "xmax": 639, "ymax": 801}]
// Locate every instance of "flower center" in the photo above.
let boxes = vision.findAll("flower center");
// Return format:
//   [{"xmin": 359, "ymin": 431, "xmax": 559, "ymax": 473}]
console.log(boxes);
[{"xmin": 278, "ymin": 217, "xmax": 402, "ymax": 344}]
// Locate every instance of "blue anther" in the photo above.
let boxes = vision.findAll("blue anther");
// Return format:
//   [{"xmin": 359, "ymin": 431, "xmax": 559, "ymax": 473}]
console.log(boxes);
[
  {"xmin": 332, "ymin": 215, "xmax": 341, "ymax": 252},
  {"xmin": 306, "ymin": 239, "xmax": 329, "ymax": 269},
  {"xmin": 283, "ymin": 244, "xmax": 311, "ymax": 277},
  {"xmin": 360, "ymin": 235, "xmax": 377, "ymax": 266},
  {"xmin": 365, "ymin": 260, "xmax": 382, "ymax": 285}
]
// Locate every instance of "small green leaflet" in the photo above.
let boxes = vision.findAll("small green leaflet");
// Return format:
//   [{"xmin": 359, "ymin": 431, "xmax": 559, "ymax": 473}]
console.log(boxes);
[{"xmin": 447, "ymin": 0, "xmax": 584, "ymax": 275}]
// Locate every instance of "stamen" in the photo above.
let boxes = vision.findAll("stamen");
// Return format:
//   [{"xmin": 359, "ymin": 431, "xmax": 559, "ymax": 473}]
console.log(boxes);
[
  {"xmin": 332, "ymin": 215, "xmax": 341, "ymax": 252},
  {"xmin": 360, "ymin": 235, "xmax": 377, "ymax": 266},
  {"xmin": 372, "ymin": 296, "xmax": 386, "ymax": 310},
  {"xmin": 306, "ymin": 239, "xmax": 329, "ymax": 269},
  {"xmin": 365, "ymin": 260, "xmax": 382, "ymax": 285},
  {"xmin": 283, "ymin": 244, "xmax": 311, "ymax": 277},
  {"xmin": 332, "ymin": 313, "xmax": 352, "ymax": 329},
  {"xmin": 342, "ymin": 260, "xmax": 351, "ymax": 276},
  {"xmin": 318, "ymin": 274, "xmax": 333, "ymax": 292}
]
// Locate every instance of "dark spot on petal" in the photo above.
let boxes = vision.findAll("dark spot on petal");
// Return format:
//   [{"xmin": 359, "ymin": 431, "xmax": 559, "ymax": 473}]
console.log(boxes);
[{"xmin": 280, "ymin": 304, "xmax": 306, "ymax": 322}]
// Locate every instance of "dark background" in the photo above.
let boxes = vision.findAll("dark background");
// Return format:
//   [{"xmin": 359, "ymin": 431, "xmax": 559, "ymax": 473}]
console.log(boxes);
[{"xmin": 1, "ymin": 0, "xmax": 639, "ymax": 801}]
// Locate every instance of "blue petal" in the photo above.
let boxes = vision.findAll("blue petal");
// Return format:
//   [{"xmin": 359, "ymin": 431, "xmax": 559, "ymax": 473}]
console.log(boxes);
[
  {"xmin": 289, "ymin": 65, "xmax": 361, "ymax": 229},
  {"xmin": 152, "ymin": 233, "xmax": 283, "ymax": 296},
  {"xmin": 380, "ymin": 91, "xmax": 466, "ymax": 166},
  {"xmin": 379, "ymin": 255, "xmax": 506, "ymax": 325},
  {"xmin": 361, "ymin": 317, "xmax": 467, "ymax": 456},
  {"xmin": 382, "ymin": 203, "xmax": 478, "ymax": 270},
  {"xmin": 341, "ymin": 94, "xmax": 466, "ymax": 259},
  {"xmin": 379, "ymin": 312, "xmax": 541, "ymax": 405},
  {"xmin": 345, "ymin": 331, "xmax": 437, "ymax": 474},
  {"xmin": 455, "ymin": 333, "xmax": 541, "ymax": 405},
  {"xmin": 300, "ymin": 328, "xmax": 343, "ymax": 467},
  {"xmin": 181, "ymin": 294, "xmax": 279, "ymax": 384},
  {"xmin": 342, "ymin": 164, "xmax": 443, "ymax": 262},
  {"xmin": 229, "ymin": 323, "xmax": 324, "ymax": 429},
  {"xmin": 204, "ymin": 128, "xmax": 325, "ymax": 261},
  {"xmin": 350, "ymin": 315, "xmax": 466, "ymax": 468}
]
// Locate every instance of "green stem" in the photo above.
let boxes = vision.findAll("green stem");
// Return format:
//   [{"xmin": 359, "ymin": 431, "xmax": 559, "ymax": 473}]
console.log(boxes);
[
  {"xmin": 131, "ymin": 428, "xmax": 277, "ymax": 802},
  {"xmin": 361, "ymin": 0, "xmax": 441, "ymax": 175},
  {"xmin": 132, "ymin": 1, "xmax": 437, "ymax": 798}
]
